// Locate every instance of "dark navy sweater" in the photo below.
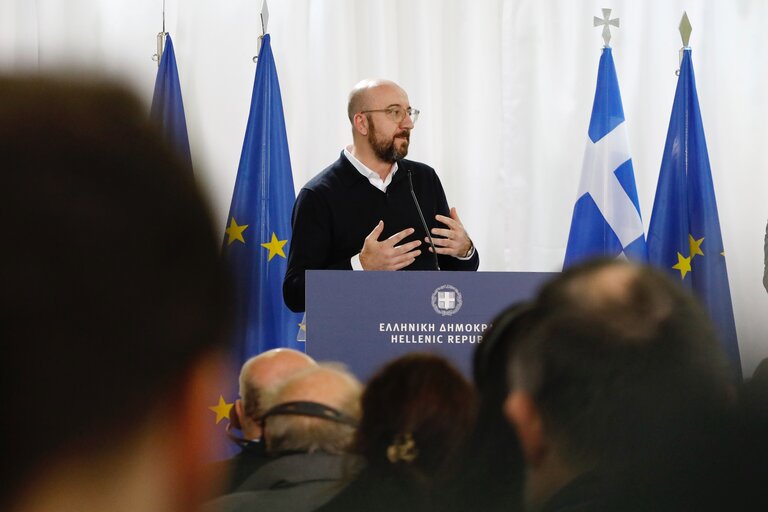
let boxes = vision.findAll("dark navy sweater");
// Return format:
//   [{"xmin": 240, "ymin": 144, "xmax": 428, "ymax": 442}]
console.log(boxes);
[{"xmin": 283, "ymin": 153, "xmax": 479, "ymax": 312}]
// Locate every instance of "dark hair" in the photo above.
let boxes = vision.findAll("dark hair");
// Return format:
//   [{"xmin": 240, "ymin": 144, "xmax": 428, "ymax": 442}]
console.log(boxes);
[
  {"xmin": 355, "ymin": 353, "xmax": 476, "ymax": 479},
  {"xmin": 442, "ymin": 303, "xmax": 535, "ymax": 512},
  {"xmin": 511, "ymin": 259, "xmax": 734, "ymax": 471},
  {"xmin": 0, "ymin": 77, "xmax": 231, "ymax": 506},
  {"xmin": 474, "ymin": 301, "xmax": 535, "ymax": 397}
]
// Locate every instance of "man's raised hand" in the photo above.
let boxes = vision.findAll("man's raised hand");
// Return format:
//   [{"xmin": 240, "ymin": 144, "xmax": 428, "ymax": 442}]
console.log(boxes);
[
  {"xmin": 360, "ymin": 221, "xmax": 422, "ymax": 270},
  {"xmin": 427, "ymin": 207, "xmax": 473, "ymax": 258}
]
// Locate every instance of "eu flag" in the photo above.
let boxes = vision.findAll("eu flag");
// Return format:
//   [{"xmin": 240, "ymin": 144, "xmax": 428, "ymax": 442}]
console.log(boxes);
[
  {"xmin": 564, "ymin": 47, "xmax": 647, "ymax": 268},
  {"xmin": 223, "ymin": 33, "xmax": 304, "ymax": 366},
  {"xmin": 647, "ymin": 49, "xmax": 741, "ymax": 376},
  {"xmin": 150, "ymin": 33, "xmax": 193, "ymax": 173}
]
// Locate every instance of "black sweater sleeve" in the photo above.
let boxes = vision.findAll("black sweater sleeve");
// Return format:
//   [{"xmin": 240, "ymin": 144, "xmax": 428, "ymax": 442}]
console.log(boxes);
[{"xmin": 283, "ymin": 187, "xmax": 354, "ymax": 312}]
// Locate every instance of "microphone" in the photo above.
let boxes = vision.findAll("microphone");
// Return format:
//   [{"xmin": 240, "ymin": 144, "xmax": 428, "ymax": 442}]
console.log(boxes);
[{"xmin": 407, "ymin": 169, "xmax": 440, "ymax": 271}]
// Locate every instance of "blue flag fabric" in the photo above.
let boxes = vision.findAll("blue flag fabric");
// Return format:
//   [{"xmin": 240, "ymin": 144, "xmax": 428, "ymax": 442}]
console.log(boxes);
[
  {"xmin": 150, "ymin": 33, "xmax": 193, "ymax": 173},
  {"xmin": 647, "ymin": 49, "xmax": 741, "ymax": 377},
  {"xmin": 223, "ymin": 34, "xmax": 304, "ymax": 366},
  {"xmin": 564, "ymin": 48, "xmax": 647, "ymax": 268}
]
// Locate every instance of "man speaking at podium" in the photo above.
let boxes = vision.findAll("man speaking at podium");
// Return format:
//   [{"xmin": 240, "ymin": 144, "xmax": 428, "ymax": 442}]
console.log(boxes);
[{"xmin": 283, "ymin": 79, "xmax": 479, "ymax": 312}]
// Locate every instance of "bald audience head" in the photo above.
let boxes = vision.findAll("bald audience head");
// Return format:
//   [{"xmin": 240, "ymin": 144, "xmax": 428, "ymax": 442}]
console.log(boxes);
[
  {"xmin": 261, "ymin": 365, "xmax": 363, "ymax": 455},
  {"xmin": 235, "ymin": 349, "xmax": 316, "ymax": 440}
]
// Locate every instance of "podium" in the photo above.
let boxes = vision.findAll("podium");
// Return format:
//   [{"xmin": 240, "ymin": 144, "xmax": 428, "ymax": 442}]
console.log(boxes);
[{"xmin": 305, "ymin": 270, "xmax": 555, "ymax": 380}]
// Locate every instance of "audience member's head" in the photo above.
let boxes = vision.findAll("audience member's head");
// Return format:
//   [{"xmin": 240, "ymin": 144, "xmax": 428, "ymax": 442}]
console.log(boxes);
[
  {"xmin": 446, "ymin": 303, "xmax": 535, "ymax": 512},
  {"xmin": 235, "ymin": 349, "xmax": 317, "ymax": 440},
  {"xmin": 260, "ymin": 364, "xmax": 362, "ymax": 455},
  {"xmin": 504, "ymin": 259, "xmax": 734, "ymax": 509},
  {"xmin": 0, "ymin": 76, "xmax": 231, "ymax": 512},
  {"xmin": 355, "ymin": 353, "xmax": 477, "ymax": 482},
  {"xmin": 474, "ymin": 301, "xmax": 537, "ymax": 412}
]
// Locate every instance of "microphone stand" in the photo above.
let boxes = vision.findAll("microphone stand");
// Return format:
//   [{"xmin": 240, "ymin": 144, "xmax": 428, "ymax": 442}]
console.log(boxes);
[{"xmin": 407, "ymin": 169, "xmax": 440, "ymax": 271}]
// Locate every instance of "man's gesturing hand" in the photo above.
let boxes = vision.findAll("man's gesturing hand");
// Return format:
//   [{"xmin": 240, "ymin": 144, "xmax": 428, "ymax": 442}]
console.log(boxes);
[
  {"xmin": 360, "ymin": 221, "xmax": 422, "ymax": 271},
  {"xmin": 427, "ymin": 207, "xmax": 473, "ymax": 258}
]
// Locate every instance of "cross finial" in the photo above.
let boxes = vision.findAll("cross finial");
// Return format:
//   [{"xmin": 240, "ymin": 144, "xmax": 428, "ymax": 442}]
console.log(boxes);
[
  {"xmin": 593, "ymin": 8, "xmax": 620, "ymax": 47},
  {"xmin": 679, "ymin": 11, "xmax": 692, "ymax": 47}
]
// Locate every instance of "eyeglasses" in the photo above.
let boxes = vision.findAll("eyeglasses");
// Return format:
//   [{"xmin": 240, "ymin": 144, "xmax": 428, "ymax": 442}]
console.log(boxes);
[{"xmin": 360, "ymin": 106, "xmax": 420, "ymax": 125}]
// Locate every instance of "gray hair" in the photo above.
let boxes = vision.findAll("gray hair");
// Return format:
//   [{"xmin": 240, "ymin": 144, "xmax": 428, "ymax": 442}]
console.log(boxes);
[{"xmin": 262, "ymin": 363, "xmax": 362, "ymax": 455}]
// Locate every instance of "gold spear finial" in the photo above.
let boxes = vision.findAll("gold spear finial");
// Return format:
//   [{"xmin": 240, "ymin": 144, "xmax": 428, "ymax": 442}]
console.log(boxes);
[{"xmin": 679, "ymin": 12, "xmax": 692, "ymax": 47}]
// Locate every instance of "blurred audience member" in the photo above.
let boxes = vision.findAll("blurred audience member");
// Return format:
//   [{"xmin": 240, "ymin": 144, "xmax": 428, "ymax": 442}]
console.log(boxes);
[
  {"xmin": 207, "ymin": 364, "xmax": 362, "ymax": 512},
  {"xmin": 0, "ymin": 76, "xmax": 232, "ymax": 512},
  {"xmin": 738, "ymin": 357, "xmax": 768, "ymax": 507},
  {"xmin": 504, "ymin": 259, "xmax": 737, "ymax": 512},
  {"xmin": 219, "ymin": 349, "xmax": 317, "ymax": 492},
  {"xmin": 318, "ymin": 353, "xmax": 477, "ymax": 512},
  {"xmin": 445, "ymin": 303, "xmax": 535, "ymax": 512}
]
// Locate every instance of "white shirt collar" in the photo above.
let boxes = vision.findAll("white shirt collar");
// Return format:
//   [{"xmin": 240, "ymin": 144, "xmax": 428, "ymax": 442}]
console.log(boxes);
[{"xmin": 343, "ymin": 147, "xmax": 398, "ymax": 192}]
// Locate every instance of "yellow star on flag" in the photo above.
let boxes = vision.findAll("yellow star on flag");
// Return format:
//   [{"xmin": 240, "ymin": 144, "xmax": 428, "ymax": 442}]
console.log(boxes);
[
  {"xmin": 208, "ymin": 395, "xmax": 233, "ymax": 424},
  {"xmin": 689, "ymin": 234, "xmax": 704, "ymax": 258},
  {"xmin": 299, "ymin": 321, "xmax": 306, "ymax": 332},
  {"xmin": 225, "ymin": 217, "xmax": 248, "ymax": 245},
  {"xmin": 672, "ymin": 252, "xmax": 692, "ymax": 280},
  {"xmin": 261, "ymin": 232, "xmax": 288, "ymax": 261}
]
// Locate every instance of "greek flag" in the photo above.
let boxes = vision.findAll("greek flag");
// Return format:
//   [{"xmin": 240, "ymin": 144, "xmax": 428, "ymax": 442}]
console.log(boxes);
[{"xmin": 564, "ymin": 47, "xmax": 647, "ymax": 268}]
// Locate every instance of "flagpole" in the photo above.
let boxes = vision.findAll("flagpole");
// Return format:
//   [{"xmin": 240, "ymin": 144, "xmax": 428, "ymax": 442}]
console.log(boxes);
[
  {"xmin": 253, "ymin": 0, "xmax": 269, "ymax": 62},
  {"xmin": 152, "ymin": 0, "xmax": 168, "ymax": 66}
]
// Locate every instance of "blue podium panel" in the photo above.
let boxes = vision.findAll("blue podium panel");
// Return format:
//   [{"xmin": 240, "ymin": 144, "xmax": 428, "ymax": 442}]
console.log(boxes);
[{"xmin": 305, "ymin": 270, "xmax": 555, "ymax": 380}]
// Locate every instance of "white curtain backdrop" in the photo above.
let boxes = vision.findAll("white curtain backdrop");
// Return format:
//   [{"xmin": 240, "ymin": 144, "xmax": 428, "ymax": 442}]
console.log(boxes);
[{"xmin": 1, "ymin": 0, "xmax": 766, "ymax": 375}]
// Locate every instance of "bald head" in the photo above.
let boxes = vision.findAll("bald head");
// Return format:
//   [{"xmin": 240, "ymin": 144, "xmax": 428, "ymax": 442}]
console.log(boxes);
[
  {"xmin": 347, "ymin": 78, "xmax": 405, "ymax": 123},
  {"xmin": 239, "ymin": 349, "xmax": 316, "ymax": 397},
  {"xmin": 237, "ymin": 349, "xmax": 316, "ymax": 438}
]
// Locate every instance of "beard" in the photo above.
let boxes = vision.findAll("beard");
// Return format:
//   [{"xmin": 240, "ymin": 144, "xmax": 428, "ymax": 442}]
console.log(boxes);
[{"xmin": 367, "ymin": 115, "xmax": 410, "ymax": 163}]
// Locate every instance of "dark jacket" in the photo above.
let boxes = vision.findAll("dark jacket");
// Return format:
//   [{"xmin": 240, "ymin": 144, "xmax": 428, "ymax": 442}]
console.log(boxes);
[
  {"xmin": 213, "ymin": 440, "xmax": 269, "ymax": 494},
  {"xmin": 205, "ymin": 452, "xmax": 363, "ymax": 512}
]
